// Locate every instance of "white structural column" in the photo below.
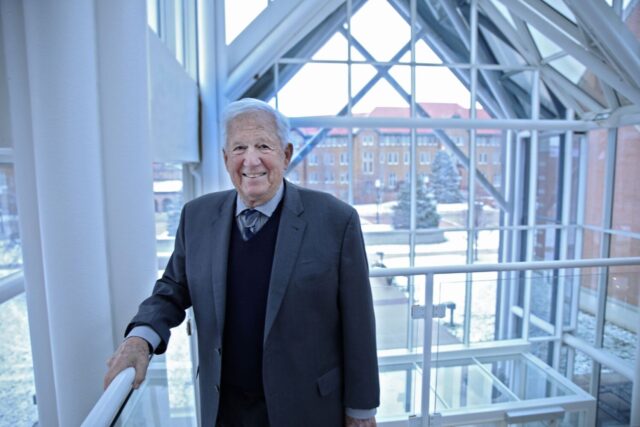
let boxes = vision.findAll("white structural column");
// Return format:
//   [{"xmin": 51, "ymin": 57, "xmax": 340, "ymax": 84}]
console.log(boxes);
[
  {"xmin": 0, "ymin": 1, "xmax": 58, "ymax": 423},
  {"xmin": 4, "ymin": 0, "xmax": 157, "ymax": 425},
  {"xmin": 93, "ymin": 0, "xmax": 158, "ymax": 347},
  {"xmin": 197, "ymin": 0, "xmax": 229, "ymax": 193}
]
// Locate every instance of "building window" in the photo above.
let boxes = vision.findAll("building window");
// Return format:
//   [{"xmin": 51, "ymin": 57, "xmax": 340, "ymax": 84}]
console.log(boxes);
[
  {"xmin": 325, "ymin": 171, "xmax": 335, "ymax": 183},
  {"xmin": 340, "ymin": 152, "xmax": 348, "ymax": 165},
  {"xmin": 380, "ymin": 152, "xmax": 385, "ymax": 164},
  {"xmin": 325, "ymin": 153, "xmax": 334, "ymax": 165},
  {"xmin": 388, "ymin": 152, "xmax": 399, "ymax": 165},
  {"xmin": 493, "ymin": 174, "xmax": 502, "ymax": 187},
  {"xmin": 362, "ymin": 152, "xmax": 374, "ymax": 174},
  {"xmin": 404, "ymin": 152, "xmax": 410, "ymax": 164},
  {"xmin": 362, "ymin": 135, "xmax": 374, "ymax": 146},
  {"xmin": 479, "ymin": 152, "xmax": 488, "ymax": 164},
  {"xmin": 389, "ymin": 172, "xmax": 397, "ymax": 188},
  {"xmin": 340, "ymin": 172, "xmax": 348, "ymax": 184},
  {"xmin": 309, "ymin": 154, "xmax": 318, "ymax": 166},
  {"xmin": 420, "ymin": 152, "xmax": 431, "ymax": 165},
  {"xmin": 309, "ymin": 172, "xmax": 319, "ymax": 183}
]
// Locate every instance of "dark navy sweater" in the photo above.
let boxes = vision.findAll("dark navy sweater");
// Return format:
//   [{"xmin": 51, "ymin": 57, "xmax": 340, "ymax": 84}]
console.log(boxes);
[{"xmin": 220, "ymin": 202, "xmax": 283, "ymax": 394}]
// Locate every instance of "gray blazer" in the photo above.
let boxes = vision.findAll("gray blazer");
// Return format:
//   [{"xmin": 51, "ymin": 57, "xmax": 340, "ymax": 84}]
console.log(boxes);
[{"xmin": 127, "ymin": 181, "xmax": 380, "ymax": 426}]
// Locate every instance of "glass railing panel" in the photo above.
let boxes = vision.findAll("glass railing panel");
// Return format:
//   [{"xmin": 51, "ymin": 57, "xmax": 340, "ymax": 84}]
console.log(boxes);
[
  {"xmin": 469, "ymin": 272, "xmax": 499, "ymax": 343},
  {"xmin": 0, "ymin": 292, "xmax": 37, "ymax": 425},
  {"xmin": 406, "ymin": 350, "xmax": 594, "ymax": 424},
  {"xmin": 479, "ymin": 354, "xmax": 573, "ymax": 400},
  {"xmin": 377, "ymin": 364, "xmax": 422, "ymax": 420},
  {"xmin": 113, "ymin": 356, "xmax": 196, "ymax": 426},
  {"xmin": 371, "ymin": 271, "xmax": 412, "ymax": 352},
  {"xmin": 430, "ymin": 357, "xmax": 515, "ymax": 411},
  {"xmin": 430, "ymin": 272, "xmax": 500, "ymax": 344},
  {"xmin": 165, "ymin": 319, "xmax": 197, "ymax": 423}
]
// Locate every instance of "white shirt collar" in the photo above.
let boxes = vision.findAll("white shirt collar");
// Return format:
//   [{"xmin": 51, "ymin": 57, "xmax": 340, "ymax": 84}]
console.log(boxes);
[{"xmin": 235, "ymin": 181, "xmax": 284, "ymax": 218}]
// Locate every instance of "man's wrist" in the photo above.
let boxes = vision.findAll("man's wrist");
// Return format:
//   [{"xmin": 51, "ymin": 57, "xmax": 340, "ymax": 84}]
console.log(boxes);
[
  {"xmin": 345, "ymin": 407, "xmax": 377, "ymax": 419},
  {"xmin": 125, "ymin": 336, "xmax": 152, "ymax": 353},
  {"xmin": 126, "ymin": 325, "xmax": 161, "ymax": 353}
]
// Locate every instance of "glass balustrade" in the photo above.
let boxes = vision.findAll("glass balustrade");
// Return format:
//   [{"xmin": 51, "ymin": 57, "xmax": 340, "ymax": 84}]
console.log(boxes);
[{"xmin": 100, "ymin": 260, "xmax": 637, "ymax": 426}]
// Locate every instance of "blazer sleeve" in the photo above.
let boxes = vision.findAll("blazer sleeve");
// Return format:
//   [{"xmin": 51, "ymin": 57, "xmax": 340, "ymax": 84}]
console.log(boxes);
[
  {"xmin": 125, "ymin": 204, "xmax": 193, "ymax": 354},
  {"xmin": 339, "ymin": 209, "xmax": 380, "ymax": 409}
]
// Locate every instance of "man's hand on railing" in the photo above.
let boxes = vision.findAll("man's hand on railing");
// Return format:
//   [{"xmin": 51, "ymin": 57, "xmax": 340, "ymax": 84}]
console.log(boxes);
[{"xmin": 103, "ymin": 337, "xmax": 150, "ymax": 390}]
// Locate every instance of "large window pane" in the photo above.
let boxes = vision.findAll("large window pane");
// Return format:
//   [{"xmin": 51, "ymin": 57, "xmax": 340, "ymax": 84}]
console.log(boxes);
[
  {"xmin": 287, "ymin": 127, "xmax": 350, "ymax": 203},
  {"xmin": 350, "ymin": 0, "xmax": 411, "ymax": 63},
  {"xmin": 0, "ymin": 164, "xmax": 21, "ymax": 279},
  {"xmin": 275, "ymin": 63, "xmax": 348, "ymax": 117},
  {"xmin": 597, "ymin": 365, "xmax": 633, "ymax": 425},
  {"xmin": 583, "ymin": 130, "xmax": 607, "ymax": 228},
  {"xmin": 152, "ymin": 162, "xmax": 196, "ymax": 422},
  {"xmin": 612, "ymin": 126, "xmax": 640, "ymax": 233},
  {"xmin": 415, "ymin": 66, "xmax": 470, "ymax": 111},
  {"xmin": 0, "ymin": 293, "xmax": 37, "ymax": 425},
  {"xmin": 224, "ymin": 0, "xmax": 268, "ymax": 44}
]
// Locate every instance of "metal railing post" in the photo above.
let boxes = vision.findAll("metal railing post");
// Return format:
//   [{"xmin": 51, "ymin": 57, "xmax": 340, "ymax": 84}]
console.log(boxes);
[{"xmin": 421, "ymin": 272, "xmax": 434, "ymax": 427}]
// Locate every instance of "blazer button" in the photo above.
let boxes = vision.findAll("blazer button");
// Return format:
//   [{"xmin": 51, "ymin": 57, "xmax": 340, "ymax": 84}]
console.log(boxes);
[{"xmin": 217, "ymin": 347, "xmax": 222, "ymax": 355}]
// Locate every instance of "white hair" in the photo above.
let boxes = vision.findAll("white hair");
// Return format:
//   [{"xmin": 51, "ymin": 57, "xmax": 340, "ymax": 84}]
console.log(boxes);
[{"xmin": 222, "ymin": 98, "xmax": 290, "ymax": 148}]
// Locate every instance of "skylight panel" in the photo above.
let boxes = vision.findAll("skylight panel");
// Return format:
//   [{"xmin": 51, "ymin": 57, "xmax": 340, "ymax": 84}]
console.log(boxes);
[
  {"xmin": 350, "ymin": 0, "xmax": 410, "ymax": 62},
  {"xmin": 225, "ymin": 0, "xmax": 269, "ymax": 44}
]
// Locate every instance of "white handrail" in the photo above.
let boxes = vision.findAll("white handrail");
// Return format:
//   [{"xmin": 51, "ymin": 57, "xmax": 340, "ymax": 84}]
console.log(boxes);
[
  {"xmin": 0, "ymin": 272, "xmax": 25, "ymax": 305},
  {"xmin": 81, "ymin": 367, "xmax": 135, "ymax": 427},
  {"xmin": 368, "ymin": 256, "xmax": 640, "ymax": 277}
]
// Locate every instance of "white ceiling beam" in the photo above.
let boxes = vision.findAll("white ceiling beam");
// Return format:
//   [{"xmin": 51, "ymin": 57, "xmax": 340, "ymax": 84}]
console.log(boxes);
[
  {"xmin": 541, "ymin": 66, "xmax": 605, "ymax": 112},
  {"xmin": 438, "ymin": 0, "xmax": 518, "ymax": 118},
  {"xmin": 564, "ymin": 0, "xmax": 640, "ymax": 90},
  {"xmin": 478, "ymin": 0, "xmax": 538, "ymax": 64},
  {"xmin": 496, "ymin": 0, "xmax": 640, "ymax": 106},
  {"xmin": 226, "ymin": 0, "xmax": 344, "ymax": 100},
  {"xmin": 522, "ymin": 0, "xmax": 584, "ymax": 44}
]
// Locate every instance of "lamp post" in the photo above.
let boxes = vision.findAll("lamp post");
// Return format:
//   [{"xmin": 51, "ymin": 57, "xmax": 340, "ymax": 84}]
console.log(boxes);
[{"xmin": 374, "ymin": 178, "xmax": 382, "ymax": 224}]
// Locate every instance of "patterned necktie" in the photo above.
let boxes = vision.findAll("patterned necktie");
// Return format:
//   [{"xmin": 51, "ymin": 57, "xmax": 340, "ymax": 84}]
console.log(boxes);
[{"xmin": 238, "ymin": 209, "xmax": 262, "ymax": 241}]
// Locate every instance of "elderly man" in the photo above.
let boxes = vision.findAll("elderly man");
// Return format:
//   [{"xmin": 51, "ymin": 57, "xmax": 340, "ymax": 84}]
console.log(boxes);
[{"xmin": 104, "ymin": 98, "xmax": 380, "ymax": 426}]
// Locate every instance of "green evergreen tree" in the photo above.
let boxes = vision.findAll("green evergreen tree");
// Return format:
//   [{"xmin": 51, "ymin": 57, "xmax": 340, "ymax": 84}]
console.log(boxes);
[
  {"xmin": 392, "ymin": 182, "xmax": 440, "ymax": 229},
  {"xmin": 430, "ymin": 150, "xmax": 463, "ymax": 203}
]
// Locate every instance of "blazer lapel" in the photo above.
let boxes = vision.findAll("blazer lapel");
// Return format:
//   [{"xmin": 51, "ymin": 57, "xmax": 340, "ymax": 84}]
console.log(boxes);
[
  {"xmin": 264, "ymin": 182, "xmax": 306, "ymax": 344},
  {"xmin": 210, "ymin": 191, "xmax": 236, "ymax": 339}
]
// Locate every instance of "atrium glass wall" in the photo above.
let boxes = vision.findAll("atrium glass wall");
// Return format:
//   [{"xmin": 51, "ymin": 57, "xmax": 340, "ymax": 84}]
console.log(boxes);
[
  {"xmin": 81, "ymin": 0, "xmax": 640, "ymax": 425},
  {"xmin": 249, "ymin": 0, "xmax": 640, "ymax": 424}
]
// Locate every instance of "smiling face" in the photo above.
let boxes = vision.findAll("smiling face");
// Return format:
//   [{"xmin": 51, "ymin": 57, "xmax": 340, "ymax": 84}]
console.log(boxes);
[{"xmin": 223, "ymin": 110, "xmax": 293, "ymax": 208}]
